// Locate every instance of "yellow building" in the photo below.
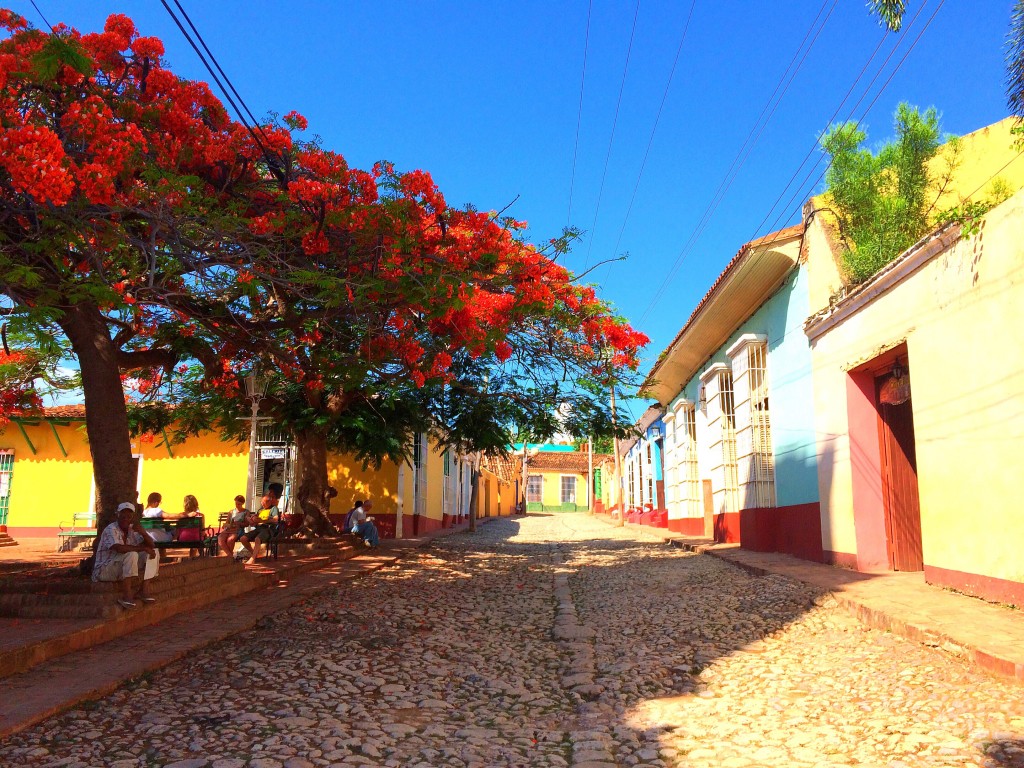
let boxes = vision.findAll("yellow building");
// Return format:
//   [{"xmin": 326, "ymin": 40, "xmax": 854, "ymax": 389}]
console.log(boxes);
[
  {"xmin": 0, "ymin": 408, "xmax": 513, "ymax": 542},
  {"xmin": 804, "ymin": 117, "xmax": 1024, "ymax": 605},
  {"xmin": 523, "ymin": 450, "xmax": 603, "ymax": 512}
]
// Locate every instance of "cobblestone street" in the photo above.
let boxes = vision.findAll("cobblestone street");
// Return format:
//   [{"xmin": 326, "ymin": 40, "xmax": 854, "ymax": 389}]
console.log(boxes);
[{"xmin": 2, "ymin": 513, "xmax": 1022, "ymax": 768}]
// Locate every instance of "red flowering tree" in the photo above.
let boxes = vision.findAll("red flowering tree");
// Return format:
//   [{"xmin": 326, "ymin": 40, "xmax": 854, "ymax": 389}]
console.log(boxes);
[
  {"xmin": 0, "ymin": 10, "xmax": 268, "ymax": 523},
  {"xmin": 0, "ymin": 10, "xmax": 648, "ymax": 535}
]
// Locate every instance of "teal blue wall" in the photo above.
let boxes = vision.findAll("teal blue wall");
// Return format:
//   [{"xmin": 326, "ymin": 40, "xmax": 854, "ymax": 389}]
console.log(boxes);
[{"xmin": 666, "ymin": 265, "xmax": 818, "ymax": 507}]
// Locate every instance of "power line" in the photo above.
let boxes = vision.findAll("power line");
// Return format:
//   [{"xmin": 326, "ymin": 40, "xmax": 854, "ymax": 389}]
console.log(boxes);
[
  {"xmin": 603, "ymin": 0, "xmax": 697, "ymax": 277},
  {"xmin": 566, "ymin": 0, "xmax": 594, "ymax": 228},
  {"xmin": 635, "ymin": 0, "xmax": 838, "ymax": 324},
  {"xmin": 28, "ymin": 0, "xmax": 52, "ymax": 32},
  {"xmin": 580, "ymin": 0, "xmax": 642, "ymax": 274},
  {"xmin": 159, "ymin": 0, "xmax": 282, "ymax": 178},
  {"xmin": 670, "ymin": 0, "xmax": 948, "ymax": 351},
  {"xmin": 755, "ymin": 0, "xmax": 945, "ymax": 245}
]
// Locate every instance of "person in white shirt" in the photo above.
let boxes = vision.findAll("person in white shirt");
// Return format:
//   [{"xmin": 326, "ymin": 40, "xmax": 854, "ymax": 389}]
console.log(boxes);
[
  {"xmin": 93, "ymin": 502, "xmax": 159, "ymax": 609},
  {"xmin": 142, "ymin": 491, "xmax": 173, "ymax": 544}
]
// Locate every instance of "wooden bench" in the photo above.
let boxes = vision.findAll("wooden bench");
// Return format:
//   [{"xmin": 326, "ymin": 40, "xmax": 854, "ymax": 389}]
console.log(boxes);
[
  {"xmin": 57, "ymin": 512, "xmax": 97, "ymax": 552},
  {"xmin": 140, "ymin": 516, "xmax": 215, "ymax": 556}
]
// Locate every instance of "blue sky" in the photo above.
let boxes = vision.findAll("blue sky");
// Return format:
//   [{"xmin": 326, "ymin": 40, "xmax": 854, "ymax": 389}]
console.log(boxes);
[{"xmin": 12, "ymin": 1, "xmax": 1015, "ymax": 419}]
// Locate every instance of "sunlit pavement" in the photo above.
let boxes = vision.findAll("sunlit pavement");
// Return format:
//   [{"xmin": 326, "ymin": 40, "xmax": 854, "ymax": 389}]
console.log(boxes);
[{"xmin": 2, "ymin": 513, "xmax": 1022, "ymax": 767}]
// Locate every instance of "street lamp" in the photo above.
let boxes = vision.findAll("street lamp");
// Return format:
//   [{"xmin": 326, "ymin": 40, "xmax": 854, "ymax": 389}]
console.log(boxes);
[{"xmin": 245, "ymin": 372, "xmax": 269, "ymax": 510}]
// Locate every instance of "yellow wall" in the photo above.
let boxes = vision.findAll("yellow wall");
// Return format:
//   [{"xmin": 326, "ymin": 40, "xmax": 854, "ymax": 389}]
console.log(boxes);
[
  {"xmin": 0, "ymin": 421, "xmax": 248, "ymax": 531},
  {"xmin": 477, "ymin": 469, "xmax": 513, "ymax": 518},
  {"xmin": 809, "ymin": 186, "xmax": 1024, "ymax": 584},
  {"xmin": 326, "ymin": 453, "xmax": 400, "ymax": 517},
  {"xmin": 528, "ymin": 469, "xmax": 588, "ymax": 508},
  {"xmin": 1, "ymin": 420, "xmax": 453, "ymax": 533}
]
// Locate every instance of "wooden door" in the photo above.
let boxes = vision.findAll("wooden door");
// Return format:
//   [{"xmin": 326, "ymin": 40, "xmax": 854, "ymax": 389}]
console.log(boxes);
[
  {"xmin": 702, "ymin": 479, "xmax": 714, "ymax": 539},
  {"xmin": 877, "ymin": 381, "xmax": 923, "ymax": 571}
]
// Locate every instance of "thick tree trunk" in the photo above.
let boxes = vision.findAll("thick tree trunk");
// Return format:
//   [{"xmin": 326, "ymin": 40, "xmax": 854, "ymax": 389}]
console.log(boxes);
[
  {"xmin": 294, "ymin": 427, "xmax": 338, "ymax": 537},
  {"xmin": 467, "ymin": 455, "xmax": 480, "ymax": 533},
  {"xmin": 58, "ymin": 303, "xmax": 137, "ymax": 534}
]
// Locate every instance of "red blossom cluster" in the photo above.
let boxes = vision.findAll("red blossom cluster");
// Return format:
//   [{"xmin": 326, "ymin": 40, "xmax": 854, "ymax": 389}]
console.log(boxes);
[
  {"xmin": 0, "ymin": 8, "xmax": 647, "ymax": 419},
  {"xmin": 0, "ymin": 349, "xmax": 42, "ymax": 426}
]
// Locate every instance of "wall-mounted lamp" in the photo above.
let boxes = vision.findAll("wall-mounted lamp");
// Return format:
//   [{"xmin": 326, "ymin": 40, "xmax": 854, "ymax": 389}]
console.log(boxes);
[{"xmin": 698, "ymin": 385, "xmax": 707, "ymax": 410}]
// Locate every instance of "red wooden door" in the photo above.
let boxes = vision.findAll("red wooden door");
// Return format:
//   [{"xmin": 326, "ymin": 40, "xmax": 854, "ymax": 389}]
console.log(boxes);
[{"xmin": 876, "ymin": 379, "xmax": 924, "ymax": 571}]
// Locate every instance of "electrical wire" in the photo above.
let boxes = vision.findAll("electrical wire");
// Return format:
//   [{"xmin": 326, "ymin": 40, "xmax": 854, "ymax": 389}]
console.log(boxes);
[
  {"xmin": 631, "ymin": 0, "xmax": 838, "ymax": 321},
  {"xmin": 28, "ymin": 0, "xmax": 52, "ymax": 32},
  {"xmin": 580, "ymin": 0, "xmax": 642, "ymax": 274},
  {"xmin": 567, "ymin": 0, "xmax": 594, "ymax": 228},
  {"xmin": 159, "ymin": 0, "xmax": 281, "ymax": 175},
  {"xmin": 603, "ymin": 0, "xmax": 697, "ymax": 278}
]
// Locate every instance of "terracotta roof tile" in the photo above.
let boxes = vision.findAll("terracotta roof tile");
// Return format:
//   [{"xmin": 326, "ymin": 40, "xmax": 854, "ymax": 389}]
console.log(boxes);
[
  {"xmin": 646, "ymin": 223, "xmax": 804, "ymax": 389},
  {"xmin": 526, "ymin": 451, "xmax": 610, "ymax": 474},
  {"xmin": 481, "ymin": 453, "xmax": 521, "ymax": 484}
]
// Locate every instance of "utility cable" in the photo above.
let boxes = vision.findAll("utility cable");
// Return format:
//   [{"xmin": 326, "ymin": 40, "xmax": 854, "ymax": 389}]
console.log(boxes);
[
  {"xmin": 159, "ymin": 0, "xmax": 281, "ymax": 176},
  {"xmin": 580, "ymin": 0, "xmax": 642, "ymax": 274},
  {"xmin": 567, "ymin": 0, "xmax": 595, "ymax": 228},
  {"xmin": 635, "ymin": 0, "xmax": 837, "ymax": 324},
  {"xmin": 603, "ymin": 0, "xmax": 697, "ymax": 277}
]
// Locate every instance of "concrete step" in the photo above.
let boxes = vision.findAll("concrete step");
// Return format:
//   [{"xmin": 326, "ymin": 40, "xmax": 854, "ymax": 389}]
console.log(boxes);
[
  {"xmin": 1, "ymin": 554, "xmax": 239, "ymax": 595},
  {"xmin": 0, "ymin": 539, "xmax": 366, "ymax": 679},
  {"xmin": 0, "ymin": 567, "xmax": 278, "ymax": 679},
  {"xmin": 0, "ymin": 557, "xmax": 256, "ymax": 618}
]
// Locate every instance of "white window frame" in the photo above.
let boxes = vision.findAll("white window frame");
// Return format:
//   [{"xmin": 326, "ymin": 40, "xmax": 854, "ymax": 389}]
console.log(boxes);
[
  {"xmin": 560, "ymin": 475, "xmax": 577, "ymax": 505},
  {"xmin": 526, "ymin": 474, "xmax": 543, "ymax": 503}
]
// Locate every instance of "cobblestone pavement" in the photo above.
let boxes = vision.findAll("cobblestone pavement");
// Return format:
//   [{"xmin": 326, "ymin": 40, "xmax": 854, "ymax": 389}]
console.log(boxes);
[{"xmin": 2, "ymin": 513, "xmax": 1023, "ymax": 768}]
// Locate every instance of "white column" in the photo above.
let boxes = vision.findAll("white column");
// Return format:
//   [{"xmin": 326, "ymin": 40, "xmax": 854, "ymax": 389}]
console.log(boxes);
[
  {"xmin": 727, "ymin": 334, "xmax": 767, "ymax": 510},
  {"xmin": 700, "ymin": 363, "xmax": 729, "ymax": 517}
]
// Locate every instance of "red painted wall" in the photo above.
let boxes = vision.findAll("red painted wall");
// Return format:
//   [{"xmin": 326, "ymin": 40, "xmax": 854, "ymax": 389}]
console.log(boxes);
[
  {"xmin": 925, "ymin": 564, "xmax": 1024, "ymax": 606},
  {"xmin": 824, "ymin": 550, "xmax": 858, "ymax": 569},
  {"xmin": 714, "ymin": 512, "xmax": 741, "ymax": 543},
  {"xmin": 846, "ymin": 371, "xmax": 890, "ymax": 570},
  {"xmin": 739, "ymin": 502, "xmax": 824, "ymax": 562},
  {"xmin": 667, "ymin": 517, "xmax": 705, "ymax": 536}
]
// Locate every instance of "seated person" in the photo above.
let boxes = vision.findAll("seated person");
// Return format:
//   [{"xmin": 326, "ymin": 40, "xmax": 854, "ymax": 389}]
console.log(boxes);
[
  {"xmin": 141, "ymin": 491, "xmax": 173, "ymax": 543},
  {"xmin": 236, "ymin": 494, "xmax": 280, "ymax": 564},
  {"xmin": 173, "ymin": 494, "xmax": 205, "ymax": 557},
  {"xmin": 350, "ymin": 499, "xmax": 380, "ymax": 548},
  {"xmin": 93, "ymin": 502, "xmax": 159, "ymax": 609},
  {"xmin": 218, "ymin": 494, "xmax": 249, "ymax": 557}
]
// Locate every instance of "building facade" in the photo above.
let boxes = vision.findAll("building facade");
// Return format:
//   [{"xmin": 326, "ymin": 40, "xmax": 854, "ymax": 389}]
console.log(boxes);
[{"xmin": 0, "ymin": 410, "xmax": 509, "ymax": 542}]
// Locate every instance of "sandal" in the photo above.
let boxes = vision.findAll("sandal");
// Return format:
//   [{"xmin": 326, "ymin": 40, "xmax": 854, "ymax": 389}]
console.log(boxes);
[{"xmin": 117, "ymin": 599, "xmax": 137, "ymax": 609}]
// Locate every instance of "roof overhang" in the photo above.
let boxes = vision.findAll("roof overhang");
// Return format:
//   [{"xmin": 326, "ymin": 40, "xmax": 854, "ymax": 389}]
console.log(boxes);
[{"xmin": 642, "ymin": 225, "xmax": 803, "ymax": 405}]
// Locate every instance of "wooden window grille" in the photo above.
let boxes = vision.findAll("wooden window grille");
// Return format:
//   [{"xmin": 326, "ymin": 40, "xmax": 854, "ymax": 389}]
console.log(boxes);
[
  {"xmin": 645, "ymin": 440, "xmax": 654, "ymax": 505},
  {"xmin": 0, "ymin": 449, "xmax": 13, "ymax": 528},
  {"xmin": 719, "ymin": 370, "xmax": 740, "ymax": 514},
  {"xmin": 526, "ymin": 474, "xmax": 543, "ymax": 503},
  {"xmin": 560, "ymin": 476, "xmax": 577, "ymax": 504},
  {"xmin": 680, "ymin": 406, "xmax": 701, "ymax": 518},
  {"xmin": 747, "ymin": 342, "xmax": 776, "ymax": 507},
  {"xmin": 413, "ymin": 432, "xmax": 427, "ymax": 516}
]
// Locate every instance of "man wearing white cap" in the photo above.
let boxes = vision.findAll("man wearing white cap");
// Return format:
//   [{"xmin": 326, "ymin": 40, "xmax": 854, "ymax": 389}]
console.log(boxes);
[{"xmin": 92, "ymin": 502, "xmax": 159, "ymax": 609}]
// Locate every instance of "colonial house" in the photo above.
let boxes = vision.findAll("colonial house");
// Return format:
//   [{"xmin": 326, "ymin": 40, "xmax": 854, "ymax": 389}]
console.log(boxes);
[
  {"xmin": 643, "ymin": 116, "xmax": 1024, "ymax": 606},
  {"xmin": 0, "ymin": 406, "xmax": 513, "ymax": 543},
  {"xmin": 620, "ymin": 406, "xmax": 667, "ymax": 527},
  {"xmin": 643, "ymin": 224, "xmax": 822, "ymax": 557},
  {"xmin": 802, "ymin": 119, "xmax": 1024, "ymax": 605},
  {"xmin": 521, "ymin": 446, "xmax": 604, "ymax": 513}
]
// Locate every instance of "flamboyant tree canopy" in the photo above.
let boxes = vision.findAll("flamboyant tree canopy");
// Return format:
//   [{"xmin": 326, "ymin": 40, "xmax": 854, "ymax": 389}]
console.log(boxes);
[{"xmin": 0, "ymin": 9, "xmax": 648, "ymax": 525}]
